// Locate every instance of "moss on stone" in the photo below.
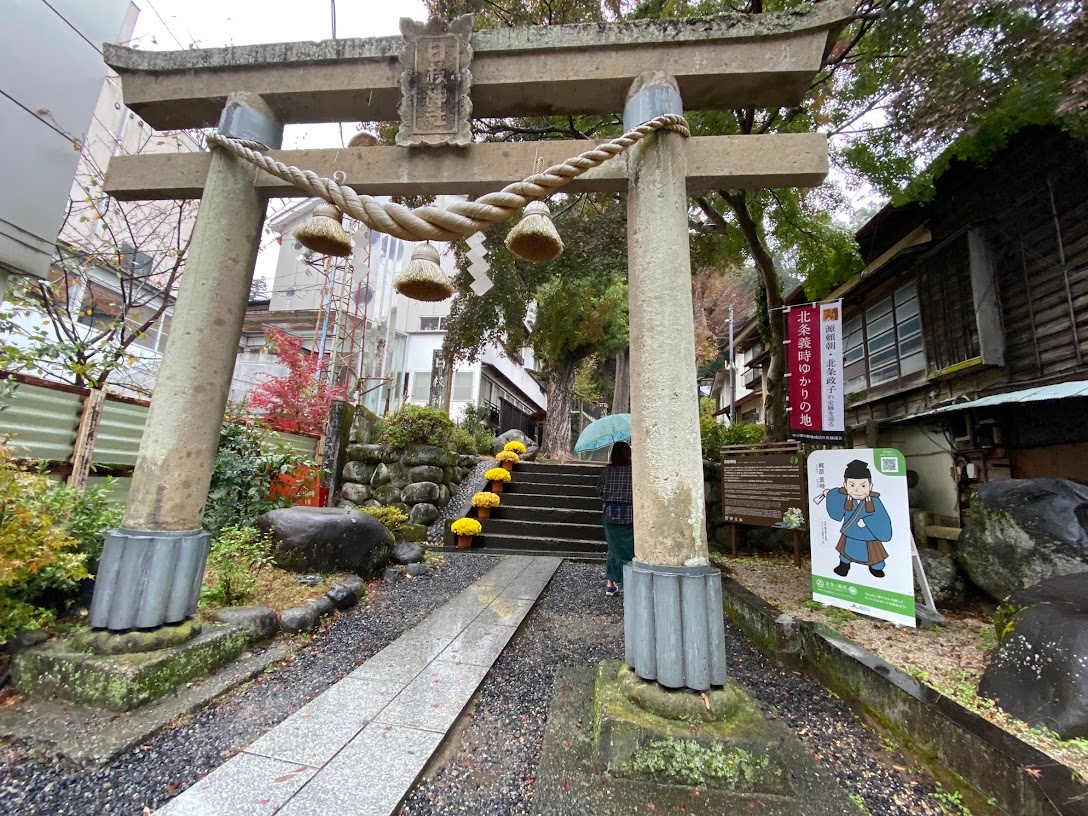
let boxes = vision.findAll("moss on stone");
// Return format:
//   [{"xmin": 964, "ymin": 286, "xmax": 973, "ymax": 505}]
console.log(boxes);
[{"xmin": 72, "ymin": 617, "xmax": 203, "ymax": 655}]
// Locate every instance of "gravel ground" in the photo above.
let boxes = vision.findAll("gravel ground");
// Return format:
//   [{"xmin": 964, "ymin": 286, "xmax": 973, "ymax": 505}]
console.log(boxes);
[
  {"xmin": 400, "ymin": 560, "xmax": 948, "ymax": 816},
  {"xmin": 0, "ymin": 554, "xmax": 499, "ymax": 816},
  {"xmin": 427, "ymin": 460, "xmax": 489, "ymax": 543}
]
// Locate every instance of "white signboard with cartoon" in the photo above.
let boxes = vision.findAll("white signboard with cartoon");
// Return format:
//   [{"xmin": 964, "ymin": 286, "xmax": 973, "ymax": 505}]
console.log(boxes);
[{"xmin": 807, "ymin": 448, "xmax": 915, "ymax": 627}]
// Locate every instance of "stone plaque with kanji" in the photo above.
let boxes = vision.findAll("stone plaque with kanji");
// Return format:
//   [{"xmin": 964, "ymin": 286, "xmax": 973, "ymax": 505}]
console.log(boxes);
[{"xmin": 397, "ymin": 15, "xmax": 473, "ymax": 147}]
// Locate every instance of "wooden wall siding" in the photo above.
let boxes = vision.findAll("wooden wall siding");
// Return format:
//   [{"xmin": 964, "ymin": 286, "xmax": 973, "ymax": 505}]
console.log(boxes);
[{"xmin": 919, "ymin": 236, "xmax": 979, "ymax": 373}]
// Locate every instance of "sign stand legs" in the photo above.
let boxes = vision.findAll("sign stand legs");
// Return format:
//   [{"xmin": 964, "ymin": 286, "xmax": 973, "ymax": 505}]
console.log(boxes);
[{"xmin": 911, "ymin": 540, "xmax": 947, "ymax": 629}]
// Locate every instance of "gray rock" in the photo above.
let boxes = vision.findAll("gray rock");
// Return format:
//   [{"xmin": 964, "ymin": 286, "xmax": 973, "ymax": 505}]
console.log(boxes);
[
  {"xmin": 295, "ymin": 574, "xmax": 323, "ymax": 586},
  {"xmin": 373, "ymin": 484, "xmax": 402, "ymax": 505},
  {"xmin": 406, "ymin": 562, "xmax": 429, "ymax": 577},
  {"xmin": 391, "ymin": 541, "xmax": 425, "ymax": 565},
  {"xmin": 450, "ymin": 468, "xmax": 463, "ymax": 485},
  {"xmin": 7, "ymin": 629, "xmax": 48, "ymax": 651},
  {"xmin": 458, "ymin": 454, "xmax": 479, "ymax": 469},
  {"xmin": 491, "ymin": 430, "xmax": 539, "ymax": 461},
  {"xmin": 305, "ymin": 595, "xmax": 335, "ymax": 618},
  {"xmin": 382, "ymin": 567, "xmax": 403, "ymax": 583},
  {"xmin": 402, "ymin": 445, "xmax": 449, "ymax": 467},
  {"xmin": 915, "ymin": 549, "xmax": 965, "ymax": 609},
  {"xmin": 401, "ymin": 523, "xmax": 427, "ymax": 543},
  {"xmin": 380, "ymin": 446, "xmax": 401, "ymax": 464},
  {"xmin": 342, "ymin": 460, "xmax": 374, "ymax": 484},
  {"xmin": 959, "ymin": 478, "xmax": 1088, "ymax": 600},
  {"xmin": 337, "ymin": 574, "xmax": 365, "ymax": 595},
  {"xmin": 437, "ymin": 484, "xmax": 451, "ymax": 508},
  {"xmin": 391, "ymin": 502, "xmax": 410, "ymax": 515},
  {"xmin": 214, "ymin": 606, "xmax": 278, "ymax": 641},
  {"xmin": 349, "ymin": 407, "xmax": 383, "ymax": 445},
  {"xmin": 409, "ymin": 464, "xmax": 445, "ymax": 483},
  {"xmin": 326, "ymin": 583, "xmax": 358, "ymax": 609},
  {"xmin": 346, "ymin": 444, "xmax": 384, "ymax": 464},
  {"xmin": 279, "ymin": 606, "xmax": 317, "ymax": 634},
  {"xmin": 389, "ymin": 461, "xmax": 412, "ymax": 489},
  {"xmin": 402, "ymin": 481, "xmax": 440, "ymax": 505},
  {"xmin": 443, "ymin": 465, "xmax": 454, "ymax": 483},
  {"xmin": 255, "ymin": 507, "xmax": 394, "ymax": 577},
  {"xmin": 409, "ymin": 502, "xmax": 440, "ymax": 526},
  {"xmin": 980, "ymin": 574, "xmax": 1088, "ymax": 738},
  {"xmin": 340, "ymin": 482, "xmax": 372, "ymax": 504},
  {"xmin": 363, "ymin": 499, "xmax": 382, "ymax": 509},
  {"xmin": 370, "ymin": 463, "xmax": 392, "ymax": 487},
  {"xmin": 335, "ymin": 499, "xmax": 359, "ymax": 510}
]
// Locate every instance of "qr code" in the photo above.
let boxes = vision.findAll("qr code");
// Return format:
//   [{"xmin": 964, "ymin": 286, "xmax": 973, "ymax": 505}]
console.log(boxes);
[{"xmin": 880, "ymin": 456, "xmax": 899, "ymax": 473}]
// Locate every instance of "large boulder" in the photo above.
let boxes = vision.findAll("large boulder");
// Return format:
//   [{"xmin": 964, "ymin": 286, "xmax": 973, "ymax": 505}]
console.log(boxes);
[
  {"xmin": 389, "ymin": 461, "xmax": 412, "ymax": 489},
  {"xmin": 410, "ymin": 464, "xmax": 444, "ymax": 484},
  {"xmin": 402, "ymin": 446, "xmax": 450, "ymax": 467},
  {"xmin": 914, "ymin": 548, "xmax": 965, "ymax": 609},
  {"xmin": 346, "ymin": 444, "xmax": 383, "ymax": 464},
  {"xmin": 409, "ymin": 502, "xmax": 440, "ymax": 526},
  {"xmin": 340, "ymin": 482, "xmax": 371, "ymax": 505},
  {"xmin": 373, "ymin": 484, "xmax": 402, "ymax": 505},
  {"xmin": 349, "ymin": 407, "xmax": 383, "ymax": 445},
  {"xmin": 402, "ymin": 481, "xmax": 440, "ymax": 505},
  {"xmin": 979, "ymin": 574, "xmax": 1088, "ymax": 738},
  {"xmin": 959, "ymin": 479, "xmax": 1088, "ymax": 600},
  {"xmin": 491, "ymin": 430, "xmax": 539, "ymax": 461},
  {"xmin": 370, "ymin": 463, "xmax": 392, "ymax": 487},
  {"xmin": 342, "ymin": 461, "xmax": 374, "ymax": 484},
  {"xmin": 255, "ymin": 507, "xmax": 393, "ymax": 577}
]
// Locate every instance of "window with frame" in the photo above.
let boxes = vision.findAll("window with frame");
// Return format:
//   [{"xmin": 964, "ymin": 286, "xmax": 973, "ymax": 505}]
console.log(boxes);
[
  {"xmin": 452, "ymin": 371, "xmax": 474, "ymax": 402},
  {"xmin": 843, "ymin": 280, "xmax": 925, "ymax": 395},
  {"xmin": 419, "ymin": 316, "xmax": 448, "ymax": 331},
  {"xmin": 410, "ymin": 371, "xmax": 431, "ymax": 402}
]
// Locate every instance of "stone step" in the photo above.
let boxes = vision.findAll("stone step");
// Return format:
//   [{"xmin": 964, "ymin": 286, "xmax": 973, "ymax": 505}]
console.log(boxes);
[
  {"xmin": 503, "ymin": 482, "xmax": 598, "ymax": 498},
  {"xmin": 429, "ymin": 543, "xmax": 605, "ymax": 562},
  {"xmin": 515, "ymin": 462, "xmax": 604, "ymax": 477},
  {"xmin": 469, "ymin": 532, "xmax": 608, "ymax": 556},
  {"xmin": 488, "ymin": 505, "xmax": 602, "ymax": 526},
  {"xmin": 498, "ymin": 493, "xmax": 602, "ymax": 512},
  {"xmin": 513, "ymin": 470, "xmax": 600, "ymax": 487},
  {"xmin": 477, "ymin": 517, "xmax": 606, "ymax": 542}
]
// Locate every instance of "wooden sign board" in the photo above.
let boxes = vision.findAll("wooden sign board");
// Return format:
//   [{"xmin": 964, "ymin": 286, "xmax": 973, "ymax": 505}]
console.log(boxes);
[{"xmin": 720, "ymin": 445, "xmax": 807, "ymax": 530}]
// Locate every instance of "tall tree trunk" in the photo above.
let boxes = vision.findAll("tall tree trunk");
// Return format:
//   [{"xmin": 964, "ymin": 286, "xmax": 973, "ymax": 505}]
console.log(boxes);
[
  {"xmin": 721, "ymin": 190, "xmax": 788, "ymax": 442},
  {"xmin": 541, "ymin": 358, "xmax": 577, "ymax": 460},
  {"xmin": 612, "ymin": 348, "xmax": 630, "ymax": 415}
]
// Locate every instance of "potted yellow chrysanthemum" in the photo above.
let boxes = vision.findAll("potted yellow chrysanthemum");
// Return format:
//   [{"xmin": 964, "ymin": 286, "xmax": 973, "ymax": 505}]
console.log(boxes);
[
  {"xmin": 471, "ymin": 491, "xmax": 500, "ymax": 520},
  {"xmin": 503, "ymin": 440, "xmax": 527, "ymax": 455},
  {"xmin": 485, "ymin": 467, "xmax": 511, "ymax": 493},
  {"xmin": 451, "ymin": 517, "xmax": 482, "ymax": 550},
  {"xmin": 495, "ymin": 450, "xmax": 520, "ymax": 472}
]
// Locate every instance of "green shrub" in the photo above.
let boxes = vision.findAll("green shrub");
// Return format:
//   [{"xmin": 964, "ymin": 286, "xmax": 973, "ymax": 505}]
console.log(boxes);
[
  {"xmin": 458, "ymin": 403, "xmax": 496, "ymax": 453},
  {"xmin": 699, "ymin": 398, "xmax": 764, "ymax": 459},
  {"xmin": 37, "ymin": 479, "xmax": 122, "ymax": 565},
  {"xmin": 204, "ymin": 421, "xmax": 312, "ymax": 537},
  {"xmin": 202, "ymin": 525, "xmax": 275, "ymax": 606},
  {"xmin": 448, "ymin": 427, "xmax": 478, "ymax": 454},
  {"xmin": 0, "ymin": 448, "xmax": 89, "ymax": 643},
  {"xmin": 360, "ymin": 505, "xmax": 409, "ymax": 535},
  {"xmin": 379, "ymin": 404, "xmax": 455, "ymax": 450}
]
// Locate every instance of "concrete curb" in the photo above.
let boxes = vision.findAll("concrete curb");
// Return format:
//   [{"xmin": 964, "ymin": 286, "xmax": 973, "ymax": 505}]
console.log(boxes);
[{"xmin": 721, "ymin": 576, "xmax": 1088, "ymax": 816}]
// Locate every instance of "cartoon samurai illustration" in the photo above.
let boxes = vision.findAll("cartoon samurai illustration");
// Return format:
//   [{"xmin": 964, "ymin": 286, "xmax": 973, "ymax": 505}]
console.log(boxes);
[{"xmin": 820, "ymin": 459, "xmax": 892, "ymax": 578}]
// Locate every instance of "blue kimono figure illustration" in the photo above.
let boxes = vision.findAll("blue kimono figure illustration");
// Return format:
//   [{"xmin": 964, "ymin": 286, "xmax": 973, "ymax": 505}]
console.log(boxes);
[{"xmin": 822, "ymin": 459, "xmax": 892, "ymax": 578}]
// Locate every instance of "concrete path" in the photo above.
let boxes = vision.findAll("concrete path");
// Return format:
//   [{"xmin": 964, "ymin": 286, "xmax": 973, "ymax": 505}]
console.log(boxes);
[{"xmin": 157, "ymin": 555, "xmax": 561, "ymax": 816}]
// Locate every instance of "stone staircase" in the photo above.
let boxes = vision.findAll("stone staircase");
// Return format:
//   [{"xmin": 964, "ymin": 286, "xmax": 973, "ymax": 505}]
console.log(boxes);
[{"xmin": 446, "ymin": 461, "xmax": 607, "ymax": 559}]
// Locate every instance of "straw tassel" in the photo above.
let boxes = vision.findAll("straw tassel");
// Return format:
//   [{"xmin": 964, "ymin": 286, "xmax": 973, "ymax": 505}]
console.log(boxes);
[
  {"xmin": 394, "ymin": 243, "xmax": 455, "ymax": 302},
  {"xmin": 505, "ymin": 200, "xmax": 564, "ymax": 263},
  {"xmin": 293, "ymin": 201, "xmax": 353, "ymax": 257}
]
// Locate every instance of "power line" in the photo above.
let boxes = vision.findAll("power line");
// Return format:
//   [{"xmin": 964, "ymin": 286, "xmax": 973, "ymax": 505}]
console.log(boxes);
[
  {"xmin": 142, "ymin": 0, "xmax": 186, "ymax": 49},
  {"xmin": 0, "ymin": 88, "xmax": 79, "ymax": 143},
  {"xmin": 38, "ymin": 0, "xmax": 102, "ymax": 55}
]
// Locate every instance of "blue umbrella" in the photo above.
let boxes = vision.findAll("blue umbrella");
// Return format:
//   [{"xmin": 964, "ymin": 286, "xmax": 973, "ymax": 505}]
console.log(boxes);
[{"xmin": 574, "ymin": 413, "xmax": 631, "ymax": 454}]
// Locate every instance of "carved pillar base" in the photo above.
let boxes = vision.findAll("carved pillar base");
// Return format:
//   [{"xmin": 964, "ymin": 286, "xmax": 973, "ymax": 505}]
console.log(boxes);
[
  {"xmin": 89, "ymin": 529, "xmax": 210, "ymax": 631},
  {"xmin": 623, "ymin": 561, "xmax": 728, "ymax": 691}
]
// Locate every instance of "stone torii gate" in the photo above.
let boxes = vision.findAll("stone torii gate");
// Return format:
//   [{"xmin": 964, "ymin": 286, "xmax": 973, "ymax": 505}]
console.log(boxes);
[{"xmin": 94, "ymin": 3, "xmax": 851, "ymax": 690}]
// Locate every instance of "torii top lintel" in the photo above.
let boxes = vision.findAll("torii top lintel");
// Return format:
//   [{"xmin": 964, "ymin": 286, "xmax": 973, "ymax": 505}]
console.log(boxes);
[{"xmin": 103, "ymin": 1, "xmax": 853, "ymax": 131}]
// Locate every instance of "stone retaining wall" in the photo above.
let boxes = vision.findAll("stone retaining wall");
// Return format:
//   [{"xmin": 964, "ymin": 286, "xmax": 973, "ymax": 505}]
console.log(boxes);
[{"xmin": 721, "ymin": 576, "xmax": 1087, "ymax": 816}]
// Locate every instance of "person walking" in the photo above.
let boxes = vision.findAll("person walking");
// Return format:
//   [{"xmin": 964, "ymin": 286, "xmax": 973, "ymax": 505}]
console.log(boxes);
[{"xmin": 596, "ymin": 441, "xmax": 634, "ymax": 597}]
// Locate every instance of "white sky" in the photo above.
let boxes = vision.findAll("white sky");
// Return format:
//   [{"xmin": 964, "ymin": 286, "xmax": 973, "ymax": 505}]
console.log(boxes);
[{"xmin": 126, "ymin": 0, "xmax": 429, "ymax": 282}]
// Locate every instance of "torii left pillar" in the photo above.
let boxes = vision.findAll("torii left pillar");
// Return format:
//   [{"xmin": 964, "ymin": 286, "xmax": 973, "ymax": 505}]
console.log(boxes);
[{"xmin": 89, "ymin": 93, "xmax": 282, "ymax": 632}]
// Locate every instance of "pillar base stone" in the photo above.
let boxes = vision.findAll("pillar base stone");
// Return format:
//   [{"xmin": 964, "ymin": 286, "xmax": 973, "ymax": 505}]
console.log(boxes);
[
  {"xmin": 623, "ymin": 560, "xmax": 728, "ymax": 690},
  {"xmin": 89, "ymin": 528, "xmax": 210, "ymax": 631}
]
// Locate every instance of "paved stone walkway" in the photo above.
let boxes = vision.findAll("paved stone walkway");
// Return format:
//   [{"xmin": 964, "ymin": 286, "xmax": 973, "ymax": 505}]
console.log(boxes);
[{"xmin": 157, "ymin": 555, "xmax": 561, "ymax": 816}]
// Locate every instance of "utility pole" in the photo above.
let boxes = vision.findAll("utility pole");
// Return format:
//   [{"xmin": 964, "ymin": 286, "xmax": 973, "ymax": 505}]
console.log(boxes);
[{"xmin": 728, "ymin": 303, "xmax": 735, "ymax": 424}]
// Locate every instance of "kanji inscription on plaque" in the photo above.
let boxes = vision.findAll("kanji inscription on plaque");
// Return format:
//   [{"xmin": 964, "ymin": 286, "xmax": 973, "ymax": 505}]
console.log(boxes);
[{"xmin": 397, "ymin": 15, "xmax": 473, "ymax": 147}]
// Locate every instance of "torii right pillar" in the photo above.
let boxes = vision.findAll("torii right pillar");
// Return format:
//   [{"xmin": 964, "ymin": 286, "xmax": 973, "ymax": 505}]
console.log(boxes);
[{"xmin": 623, "ymin": 71, "xmax": 727, "ymax": 690}]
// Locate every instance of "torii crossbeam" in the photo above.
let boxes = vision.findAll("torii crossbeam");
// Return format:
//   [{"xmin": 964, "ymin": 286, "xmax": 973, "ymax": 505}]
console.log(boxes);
[{"xmin": 89, "ymin": 3, "xmax": 853, "ymax": 693}]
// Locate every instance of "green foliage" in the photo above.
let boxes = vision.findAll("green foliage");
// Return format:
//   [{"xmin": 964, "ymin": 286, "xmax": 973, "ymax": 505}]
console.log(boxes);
[
  {"xmin": 379, "ymin": 404, "xmax": 455, "ymax": 450},
  {"xmin": 202, "ymin": 525, "xmax": 275, "ymax": 607},
  {"xmin": 0, "ymin": 448, "xmax": 90, "ymax": 643},
  {"xmin": 359, "ymin": 505, "xmax": 409, "ymax": 535},
  {"xmin": 458, "ymin": 403, "xmax": 496, "ymax": 453},
  {"xmin": 36, "ymin": 480, "xmax": 122, "ymax": 565},
  {"xmin": 992, "ymin": 601, "xmax": 1025, "ymax": 643},
  {"xmin": 628, "ymin": 737, "xmax": 771, "ymax": 788},
  {"xmin": 448, "ymin": 427, "xmax": 478, "ymax": 455},
  {"xmin": 204, "ymin": 421, "xmax": 311, "ymax": 537},
  {"xmin": 573, "ymin": 355, "xmax": 604, "ymax": 405},
  {"xmin": 699, "ymin": 397, "xmax": 764, "ymax": 459}
]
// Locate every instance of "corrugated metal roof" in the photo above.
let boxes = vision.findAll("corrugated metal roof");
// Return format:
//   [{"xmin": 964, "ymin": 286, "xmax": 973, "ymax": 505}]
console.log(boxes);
[{"xmin": 905, "ymin": 380, "xmax": 1088, "ymax": 421}]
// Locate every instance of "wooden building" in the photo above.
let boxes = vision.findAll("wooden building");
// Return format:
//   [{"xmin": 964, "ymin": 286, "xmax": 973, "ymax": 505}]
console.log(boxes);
[{"xmin": 835, "ymin": 125, "xmax": 1088, "ymax": 524}]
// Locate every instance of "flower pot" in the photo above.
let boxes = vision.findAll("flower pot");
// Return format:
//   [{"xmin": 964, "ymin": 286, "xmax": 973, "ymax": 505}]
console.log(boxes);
[
  {"xmin": 490, "ymin": 481, "xmax": 504, "ymax": 494},
  {"xmin": 477, "ymin": 506, "xmax": 491, "ymax": 520},
  {"xmin": 457, "ymin": 534, "xmax": 473, "ymax": 550},
  {"xmin": 501, "ymin": 460, "xmax": 513, "ymax": 472}
]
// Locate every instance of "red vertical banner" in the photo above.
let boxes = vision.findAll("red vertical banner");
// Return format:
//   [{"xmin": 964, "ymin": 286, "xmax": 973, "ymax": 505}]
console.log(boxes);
[
  {"xmin": 789, "ymin": 303, "xmax": 845, "ymax": 443},
  {"xmin": 788, "ymin": 305, "xmax": 823, "ymax": 440}
]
